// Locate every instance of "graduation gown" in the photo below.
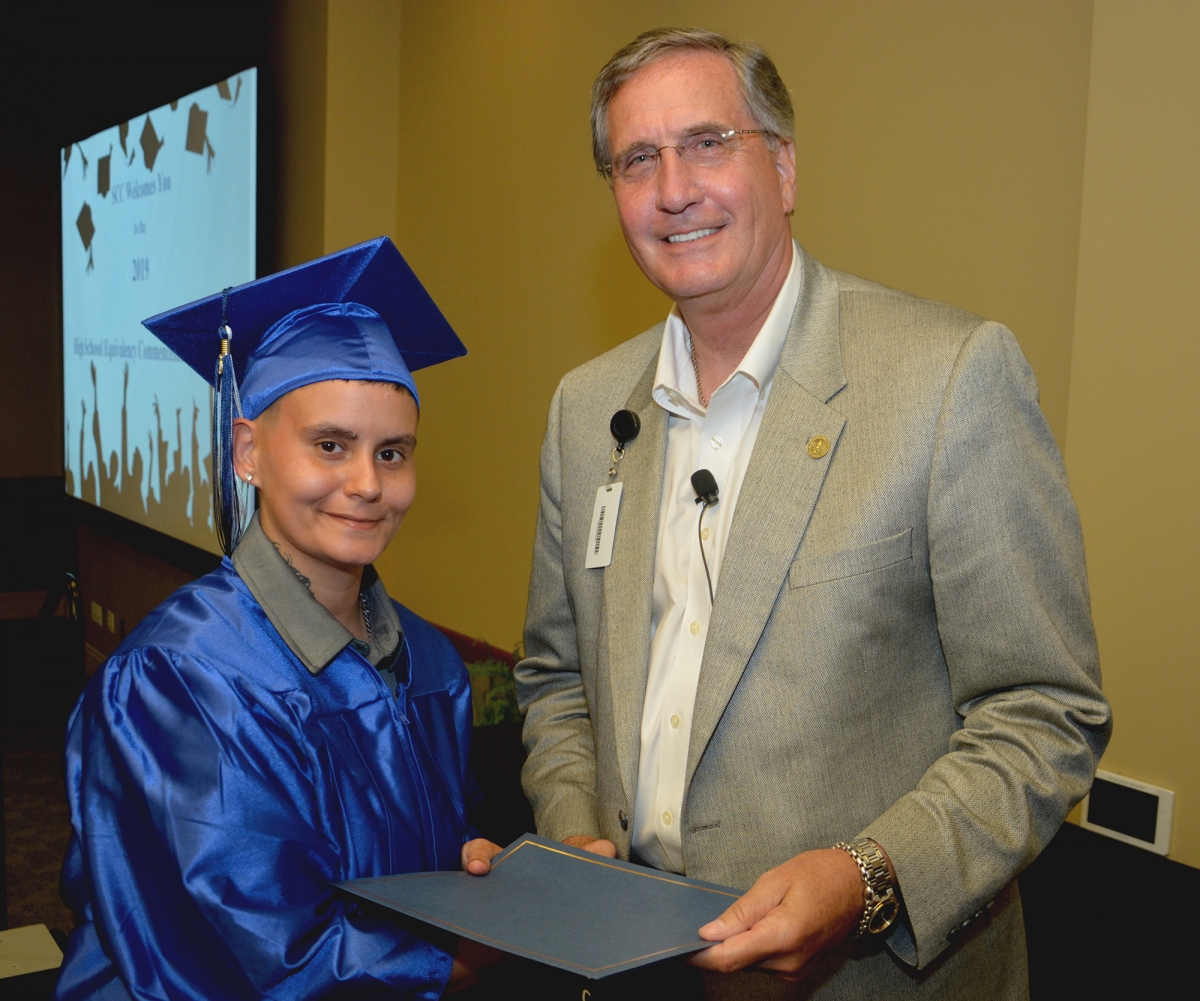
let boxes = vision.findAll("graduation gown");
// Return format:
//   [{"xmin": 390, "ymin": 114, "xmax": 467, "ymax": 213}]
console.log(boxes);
[{"xmin": 54, "ymin": 560, "xmax": 474, "ymax": 1000}]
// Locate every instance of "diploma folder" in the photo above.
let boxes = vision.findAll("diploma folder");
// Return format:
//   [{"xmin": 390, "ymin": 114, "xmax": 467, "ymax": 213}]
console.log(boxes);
[{"xmin": 337, "ymin": 834, "xmax": 740, "ymax": 978}]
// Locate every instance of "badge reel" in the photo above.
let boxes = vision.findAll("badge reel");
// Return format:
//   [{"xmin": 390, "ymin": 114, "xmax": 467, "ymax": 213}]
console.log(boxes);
[{"xmin": 585, "ymin": 410, "xmax": 640, "ymax": 569}]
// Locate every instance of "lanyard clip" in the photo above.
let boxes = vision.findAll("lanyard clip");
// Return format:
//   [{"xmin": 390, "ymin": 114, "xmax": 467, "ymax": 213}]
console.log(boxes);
[{"xmin": 608, "ymin": 409, "xmax": 641, "ymax": 479}]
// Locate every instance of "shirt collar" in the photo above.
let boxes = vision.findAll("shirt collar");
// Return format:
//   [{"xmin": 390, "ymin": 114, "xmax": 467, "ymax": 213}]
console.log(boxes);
[
  {"xmin": 652, "ymin": 239, "xmax": 802, "ymax": 418},
  {"xmin": 231, "ymin": 512, "xmax": 402, "ymax": 675}
]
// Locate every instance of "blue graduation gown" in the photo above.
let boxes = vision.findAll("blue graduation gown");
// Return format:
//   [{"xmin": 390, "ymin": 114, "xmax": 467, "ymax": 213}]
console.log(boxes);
[{"xmin": 54, "ymin": 560, "xmax": 474, "ymax": 1000}]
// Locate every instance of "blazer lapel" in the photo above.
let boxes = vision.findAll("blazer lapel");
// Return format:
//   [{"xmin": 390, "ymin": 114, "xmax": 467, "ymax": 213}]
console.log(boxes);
[
  {"xmin": 603, "ymin": 356, "xmax": 667, "ymax": 807},
  {"xmin": 685, "ymin": 250, "xmax": 848, "ymax": 789}
]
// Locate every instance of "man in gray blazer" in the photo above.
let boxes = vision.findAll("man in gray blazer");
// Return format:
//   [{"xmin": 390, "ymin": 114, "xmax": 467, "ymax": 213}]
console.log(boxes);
[{"xmin": 516, "ymin": 27, "xmax": 1110, "ymax": 999}]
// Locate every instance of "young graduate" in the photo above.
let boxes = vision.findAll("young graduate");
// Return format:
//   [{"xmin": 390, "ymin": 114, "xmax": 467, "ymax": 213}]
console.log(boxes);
[{"xmin": 55, "ymin": 239, "xmax": 504, "ymax": 1001}]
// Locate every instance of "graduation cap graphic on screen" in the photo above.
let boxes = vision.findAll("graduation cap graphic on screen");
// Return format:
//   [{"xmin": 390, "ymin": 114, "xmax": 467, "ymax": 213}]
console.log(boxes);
[
  {"xmin": 119, "ymin": 122, "xmax": 135, "ymax": 164},
  {"xmin": 98, "ymin": 148, "xmax": 111, "ymax": 197},
  {"xmin": 76, "ymin": 203, "xmax": 95, "ymax": 272},
  {"xmin": 140, "ymin": 116, "xmax": 165, "ymax": 171},
  {"xmin": 62, "ymin": 143, "xmax": 88, "ymax": 179},
  {"xmin": 216, "ymin": 76, "xmax": 242, "ymax": 105},
  {"xmin": 186, "ymin": 104, "xmax": 215, "ymax": 172}
]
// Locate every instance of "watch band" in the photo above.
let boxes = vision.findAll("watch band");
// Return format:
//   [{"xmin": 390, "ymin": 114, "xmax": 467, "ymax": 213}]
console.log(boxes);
[{"xmin": 834, "ymin": 838, "xmax": 901, "ymax": 937}]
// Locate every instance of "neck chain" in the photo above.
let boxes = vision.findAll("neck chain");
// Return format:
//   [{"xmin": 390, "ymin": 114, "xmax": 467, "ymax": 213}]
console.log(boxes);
[
  {"xmin": 689, "ymin": 332, "xmax": 708, "ymax": 408},
  {"xmin": 359, "ymin": 591, "xmax": 372, "ymax": 642}
]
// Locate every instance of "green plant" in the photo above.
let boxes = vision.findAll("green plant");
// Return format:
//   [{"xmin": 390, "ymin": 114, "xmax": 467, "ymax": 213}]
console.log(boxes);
[{"xmin": 466, "ymin": 658, "xmax": 522, "ymax": 727}]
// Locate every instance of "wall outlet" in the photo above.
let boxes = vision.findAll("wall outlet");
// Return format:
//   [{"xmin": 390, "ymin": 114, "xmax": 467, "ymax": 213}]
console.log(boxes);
[
  {"xmin": 91, "ymin": 601, "xmax": 103, "ymax": 626},
  {"xmin": 1081, "ymin": 769, "xmax": 1174, "ymax": 855}
]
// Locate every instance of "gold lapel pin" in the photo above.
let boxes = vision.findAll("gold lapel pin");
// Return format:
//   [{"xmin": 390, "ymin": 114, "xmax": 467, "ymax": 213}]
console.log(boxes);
[{"xmin": 807, "ymin": 435, "xmax": 831, "ymax": 459}]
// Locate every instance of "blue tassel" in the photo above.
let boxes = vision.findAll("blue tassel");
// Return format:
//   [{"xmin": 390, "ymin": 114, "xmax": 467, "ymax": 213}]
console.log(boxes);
[{"xmin": 212, "ymin": 288, "xmax": 250, "ymax": 555}]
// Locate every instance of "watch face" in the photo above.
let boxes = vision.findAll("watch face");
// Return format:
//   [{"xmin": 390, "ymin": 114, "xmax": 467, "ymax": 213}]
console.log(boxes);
[{"xmin": 868, "ymin": 896, "xmax": 900, "ymax": 935}]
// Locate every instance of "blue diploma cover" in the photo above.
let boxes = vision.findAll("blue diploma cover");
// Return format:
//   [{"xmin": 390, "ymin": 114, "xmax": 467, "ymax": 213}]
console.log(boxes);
[{"xmin": 337, "ymin": 834, "xmax": 740, "ymax": 978}]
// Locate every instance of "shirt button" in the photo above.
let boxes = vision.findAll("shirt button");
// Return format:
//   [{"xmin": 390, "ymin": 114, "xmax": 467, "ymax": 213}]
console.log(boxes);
[
  {"xmin": 670, "ymin": 714, "xmax": 681, "ymax": 728},
  {"xmin": 662, "ymin": 810, "xmax": 673, "ymax": 826},
  {"xmin": 710, "ymin": 436, "xmax": 723, "ymax": 449},
  {"xmin": 690, "ymin": 620, "xmax": 700, "ymax": 635},
  {"xmin": 701, "ymin": 526, "xmax": 711, "ymax": 540}
]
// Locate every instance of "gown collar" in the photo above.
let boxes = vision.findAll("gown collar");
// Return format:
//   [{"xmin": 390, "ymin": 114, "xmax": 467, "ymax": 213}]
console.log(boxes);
[{"xmin": 231, "ymin": 512, "xmax": 401, "ymax": 675}]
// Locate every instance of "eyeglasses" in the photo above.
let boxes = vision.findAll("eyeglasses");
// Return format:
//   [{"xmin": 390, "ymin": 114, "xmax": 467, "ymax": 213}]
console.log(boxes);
[{"xmin": 605, "ymin": 129, "xmax": 773, "ymax": 183}]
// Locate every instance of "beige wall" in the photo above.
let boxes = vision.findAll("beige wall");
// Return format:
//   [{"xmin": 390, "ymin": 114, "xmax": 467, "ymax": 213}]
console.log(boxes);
[
  {"xmin": 1065, "ymin": 1, "xmax": 1200, "ymax": 866},
  {"xmin": 381, "ymin": 0, "xmax": 1094, "ymax": 651},
  {"xmin": 272, "ymin": 0, "xmax": 328, "ymax": 269},
  {"xmin": 272, "ymin": 0, "xmax": 403, "ymax": 259},
  {"xmin": 324, "ymin": 1, "xmax": 402, "ymax": 253}
]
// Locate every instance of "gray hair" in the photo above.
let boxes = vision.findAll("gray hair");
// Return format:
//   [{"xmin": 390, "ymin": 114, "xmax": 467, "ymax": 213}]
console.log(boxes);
[{"xmin": 591, "ymin": 27, "xmax": 795, "ymax": 176}]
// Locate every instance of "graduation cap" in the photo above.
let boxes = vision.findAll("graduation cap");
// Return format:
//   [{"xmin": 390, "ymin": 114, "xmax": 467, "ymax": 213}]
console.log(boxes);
[
  {"xmin": 119, "ymin": 122, "xmax": 135, "ymax": 164},
  {"xmin": 185, "ymin": 103, "xmax": 215, "ymax": 172},
  {"xmin": 142, "ymin": 236, "xmax": 466, "ymax": 554},
  {"xmin": 140, "ymin": 116, "xmax": 164, "ymax": 171},
  {"xmin": 98, "ymin": 148, "xmax": 111, "ymax": 197},
  {"xmin": 63, "ymin": 142, "xmax": 88, "ymax": 179},
  {"xmin": 76, "ymin": 203, "xmax": 95, "ymax": 272},
  {"xmin": 216, "ymin": 76, "xmax": 242, "ymax": 105}
]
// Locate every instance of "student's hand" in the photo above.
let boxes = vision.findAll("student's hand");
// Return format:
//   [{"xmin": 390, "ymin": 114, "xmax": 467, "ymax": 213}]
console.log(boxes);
[
  {"xmin": 446, "ymin": 936, "xmax": 506, "ymax": 993},
  {"xmin": 689, "ymin": 848, "xmax": 865, "ymax": 980},
  {"xmin": 445, "ymin": 840, "xmax": 509, "ymax": 991},
  {"xmin": 461, "ymin": 838, "xmax": 504, "ymax": 875},
  {"xmin": 562, "ymin": 834, "xmax": 618, "ymax": 857}
]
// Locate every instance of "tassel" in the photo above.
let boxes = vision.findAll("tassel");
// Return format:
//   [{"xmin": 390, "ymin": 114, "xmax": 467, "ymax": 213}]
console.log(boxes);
[{"xmin": 212, "ymin": 288, "xmax": 251, "ymax": 555}]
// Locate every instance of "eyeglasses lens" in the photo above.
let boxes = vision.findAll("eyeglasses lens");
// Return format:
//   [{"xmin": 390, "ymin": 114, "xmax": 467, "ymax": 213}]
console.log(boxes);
[{"xmin": 616, "ymin": 133, "xmax": 734, "ymax": 182}]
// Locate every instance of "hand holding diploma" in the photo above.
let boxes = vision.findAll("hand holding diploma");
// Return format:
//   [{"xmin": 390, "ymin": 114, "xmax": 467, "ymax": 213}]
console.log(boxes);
[
  {"xmin": 690, "ymin": 847, "xmax": 880, "ymax": 981},
  {"xmin": 446, "ymin": 839, "xmax": 508, "ymax": 992},
  {"xmin": 461, "ymin": 837, "xmax": 506, "ymax": 874},
  {"xmin": 561, "ymin": 834, "xmax": 618, "ymax": 858}
]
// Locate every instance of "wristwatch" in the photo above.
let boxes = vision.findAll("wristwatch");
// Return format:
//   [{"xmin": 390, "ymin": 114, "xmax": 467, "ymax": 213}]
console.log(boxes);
[{"xmin": 833, "ymin": 838, "xmax": 901, "ymax": 937}]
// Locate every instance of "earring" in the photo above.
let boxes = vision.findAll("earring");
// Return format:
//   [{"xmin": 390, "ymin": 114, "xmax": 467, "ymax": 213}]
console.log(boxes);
[{"xmin": 244, "ymin": 473, "xmax": 254, "ymax": 482}]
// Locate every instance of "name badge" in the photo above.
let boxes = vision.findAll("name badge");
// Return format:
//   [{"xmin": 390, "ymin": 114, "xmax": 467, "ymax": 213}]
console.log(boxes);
[{"xmin": 584, "ymin": 482, "xmax": 624, "ymax": 569}]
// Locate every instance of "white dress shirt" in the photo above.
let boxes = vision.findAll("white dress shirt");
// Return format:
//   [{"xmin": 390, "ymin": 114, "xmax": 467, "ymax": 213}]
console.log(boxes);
[{"xmin": 632, "ymin": 242, "xmax": 802, "ymax": 873}]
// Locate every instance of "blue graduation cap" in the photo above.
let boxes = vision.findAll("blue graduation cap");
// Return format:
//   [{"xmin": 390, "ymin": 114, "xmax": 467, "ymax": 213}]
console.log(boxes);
[{"xmin": 142, "ymin": 237, "xmax": 466, "ymax": 555}]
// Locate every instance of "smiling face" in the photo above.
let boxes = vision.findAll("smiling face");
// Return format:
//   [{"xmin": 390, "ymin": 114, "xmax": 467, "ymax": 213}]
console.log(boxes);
[
  {"xmin": 606, "ymin": 50, "xmax": 796, "ymax": 311},
  {"xmin": 232, "ymin": 379, "xmax": 418, "ymax": 575}
]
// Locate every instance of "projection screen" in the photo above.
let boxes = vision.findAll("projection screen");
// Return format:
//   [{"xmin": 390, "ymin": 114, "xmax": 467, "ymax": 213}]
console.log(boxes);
[{"xmin": 62, "ymin": 70, "xmax": 257, "ymax": 554}]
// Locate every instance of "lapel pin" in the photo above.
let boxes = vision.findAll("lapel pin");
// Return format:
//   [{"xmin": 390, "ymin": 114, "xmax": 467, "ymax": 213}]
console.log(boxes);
[{"xmin": 807, "ymin": 435, "xmax": 831, "ymax": 459}]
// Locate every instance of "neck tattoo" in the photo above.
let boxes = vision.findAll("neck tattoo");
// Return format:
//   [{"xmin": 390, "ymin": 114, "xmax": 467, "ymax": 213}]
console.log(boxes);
[
  {"xmin": 689, "ymin": 332, "xmax": 708, "ymax": 409},
  {"xmin": 273, "ymin": 543, "xmax": 313, "ymax": 590}
]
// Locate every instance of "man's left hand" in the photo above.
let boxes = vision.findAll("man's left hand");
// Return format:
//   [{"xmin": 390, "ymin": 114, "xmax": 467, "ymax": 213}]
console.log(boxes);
[{"xmin": 690, "ymin": 848, "xmax": 864, "ymax": 980}]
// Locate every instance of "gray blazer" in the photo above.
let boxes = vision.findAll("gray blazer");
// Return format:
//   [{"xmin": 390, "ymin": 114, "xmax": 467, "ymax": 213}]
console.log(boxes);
[{"xmin": 516, "ymin": 247, "xmax": 1111, "ymax": 999}]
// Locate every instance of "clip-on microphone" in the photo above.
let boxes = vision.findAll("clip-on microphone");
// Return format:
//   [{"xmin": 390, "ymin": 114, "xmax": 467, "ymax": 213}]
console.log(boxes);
[{"xmin": 691, "ymin": 469, "xmax": 719, "ymax": 604}]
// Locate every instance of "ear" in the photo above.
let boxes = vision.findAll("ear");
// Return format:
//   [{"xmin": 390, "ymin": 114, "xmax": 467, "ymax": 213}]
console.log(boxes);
[
  {"xmin": 231, "ymin": 417, "xmax": 258, "ymax": 484},
  {"xmin": 774, "ymin": 138, "xmax": 797, "ymax": 216}
]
